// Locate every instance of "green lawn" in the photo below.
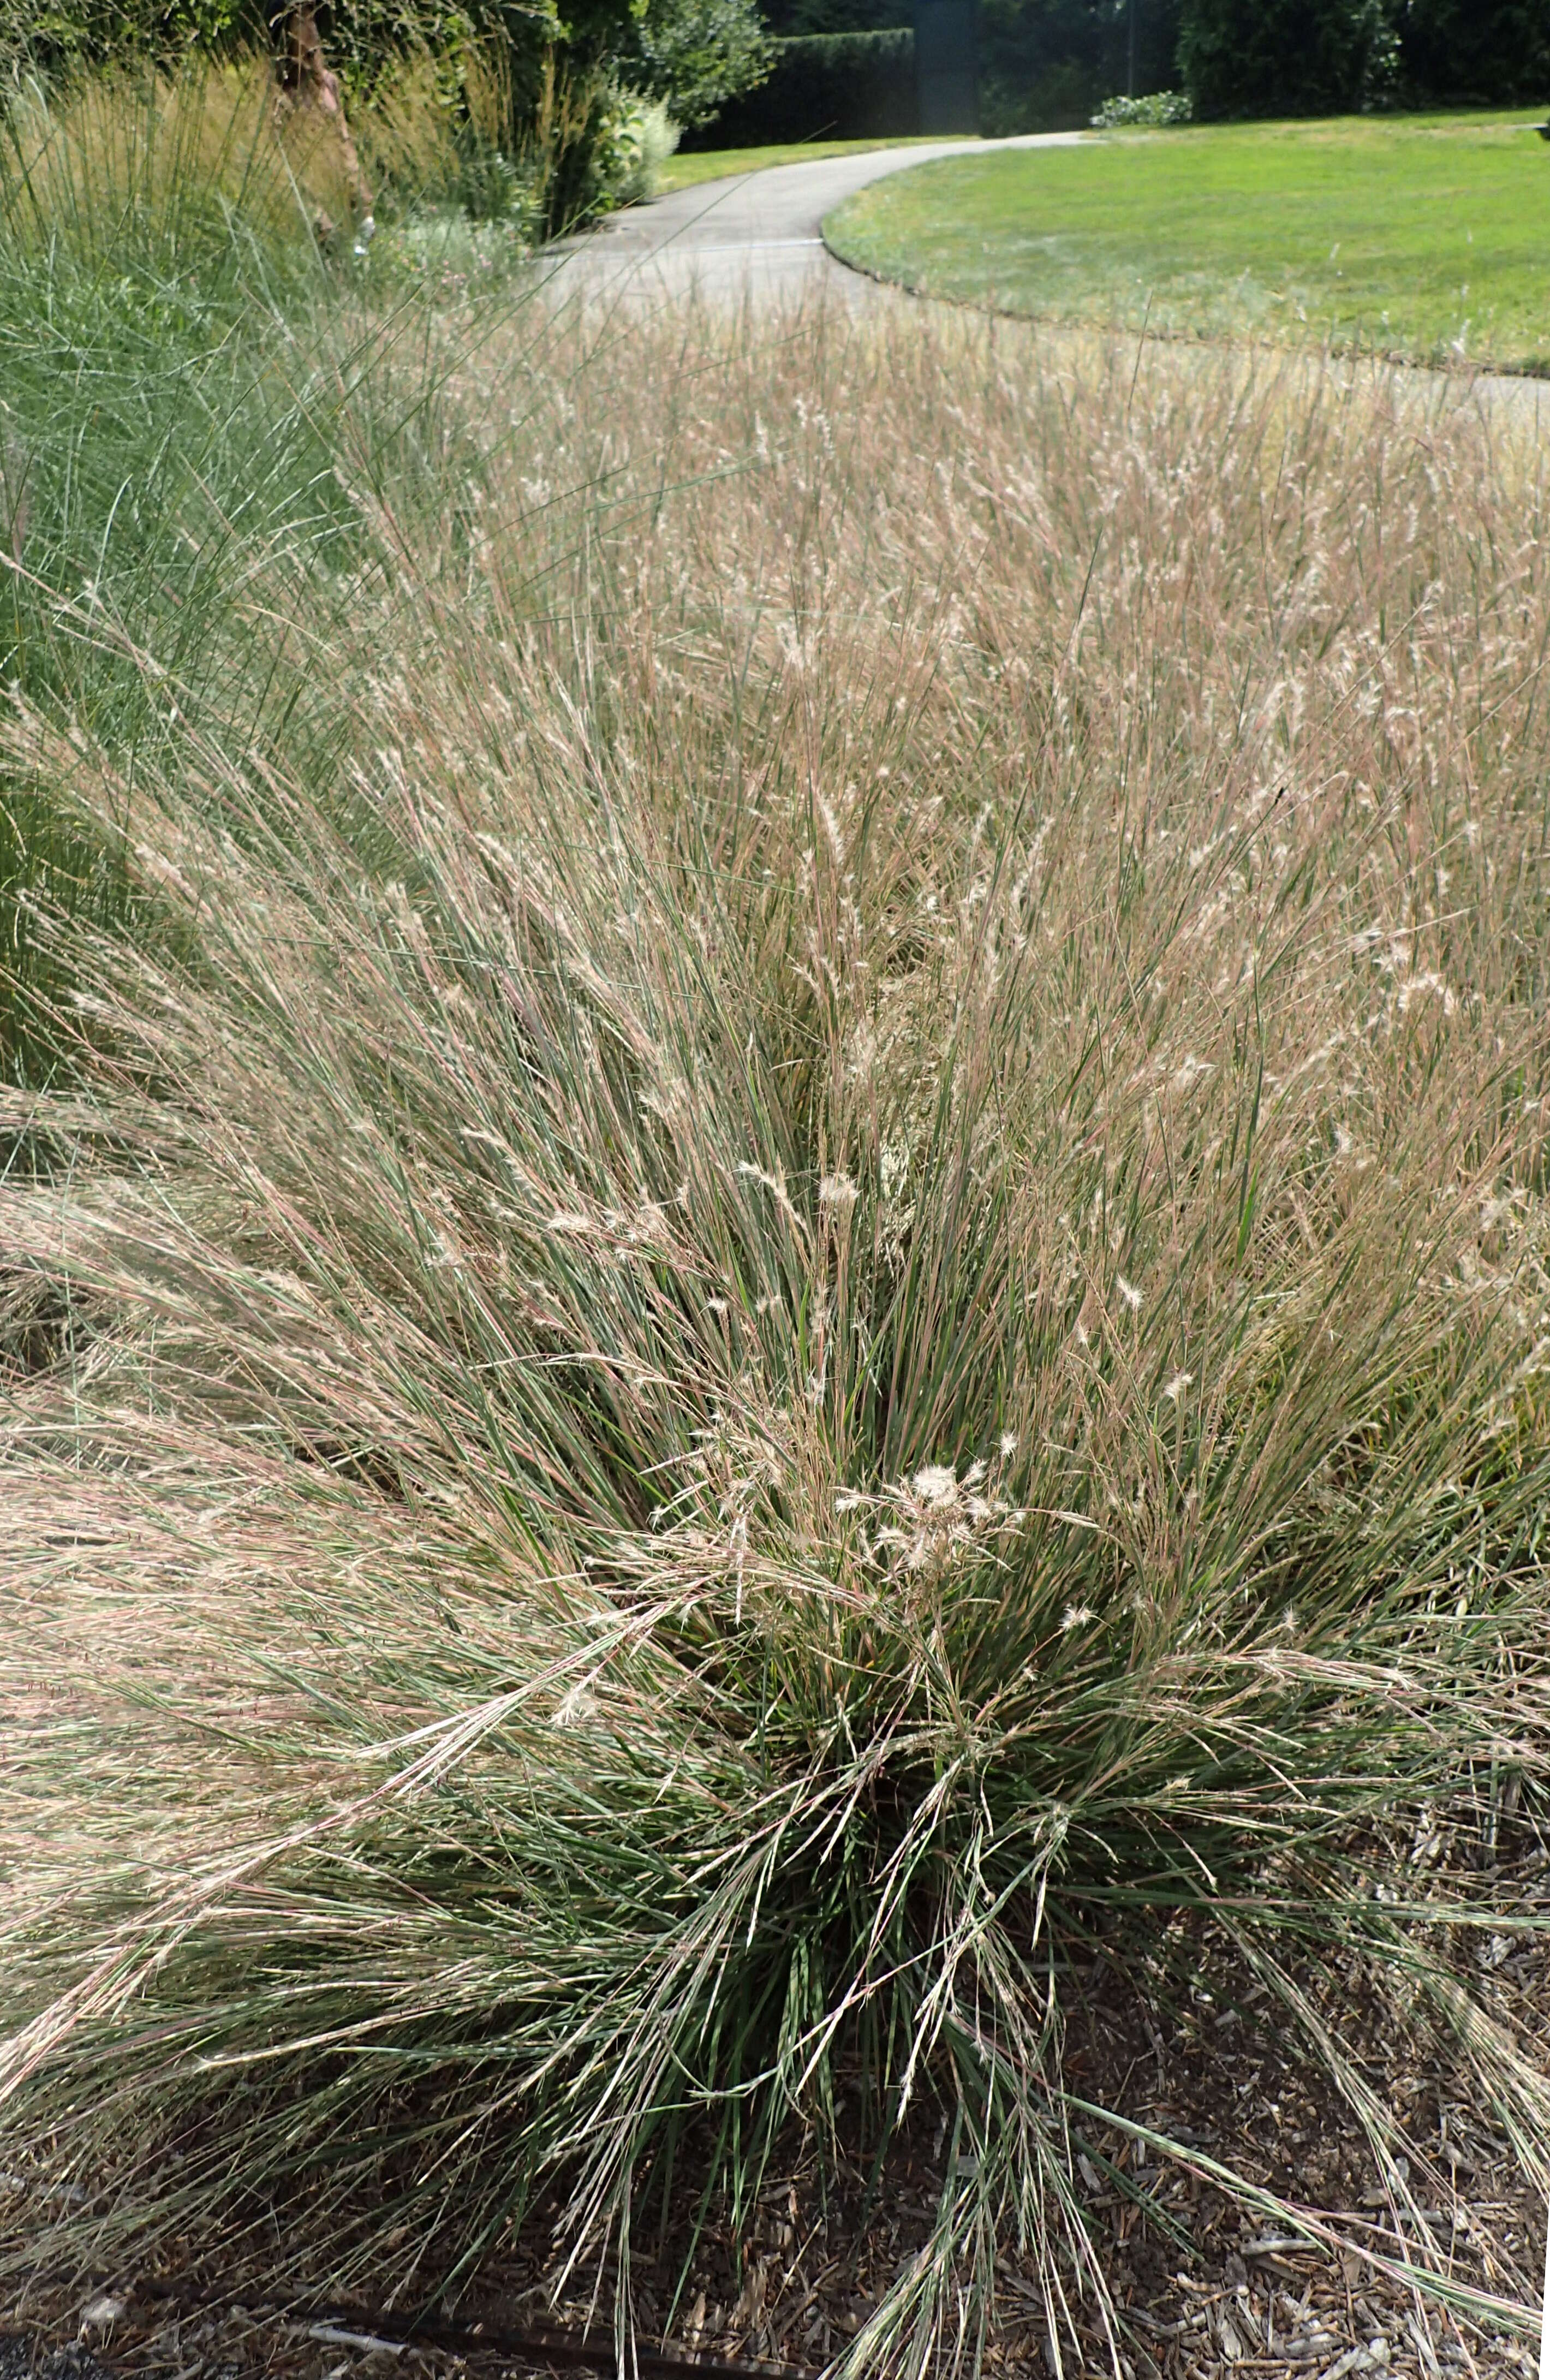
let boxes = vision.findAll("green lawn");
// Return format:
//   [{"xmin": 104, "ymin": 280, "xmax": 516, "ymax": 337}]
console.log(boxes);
[
  {"xmin": 656, "ymin": 134, "xmax": 969, "ymax": 192},
  {"xmin": 824, "ymin": 112, "xmax": 1550, "ymax": 368}
]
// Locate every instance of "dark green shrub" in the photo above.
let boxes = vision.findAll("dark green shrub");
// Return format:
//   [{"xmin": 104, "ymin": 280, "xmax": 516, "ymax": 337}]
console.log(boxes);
[
  {"xmin": 1177, "ymin": 0, "xmax": 1395, "ymax": 118},
  {"xmin": 681, "ymin": 25, "xmax": 913, "ymax": 144},
  {"xmin": 979, "ymin": 0, "xmax": 1182, "ymax": 138},
  {"xmin": 758, "ymin": 0, "xmax": 905, "ymax": 35},
  {"xmin": 1393, "ymin": 0, "xmax": 1550, "ymax": 106}
]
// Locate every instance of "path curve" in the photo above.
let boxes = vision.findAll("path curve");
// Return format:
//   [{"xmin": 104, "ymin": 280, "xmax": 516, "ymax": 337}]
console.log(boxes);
[
  {"xmin": 544, "ymin": 133, "xmax": 1083, "ymax": 307},
  {"xmin": 539, "ymin": 133, "xmax": 1550, "ymax": 448}
]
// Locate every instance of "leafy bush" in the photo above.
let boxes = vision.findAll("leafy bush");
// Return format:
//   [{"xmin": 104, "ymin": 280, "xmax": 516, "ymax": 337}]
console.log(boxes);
[
  {"xmin": 683, "ymin": 27, "xmax": 913, "ymax": 147},
  {"xmin": 623, "ymin": 0, "xmax": 773, "ymax": 126},
  {"xmin": 1089, "ymin": 86, "xmax": 1192, "ymax": 124},
  {"xmin": 609, "ymin": 93, "xmax": 681, "ymax": 200},
  {"xmin": 529, "ymin": 76, "xmax": 681, "ymax": 223},
  {"xmin": 1392, "ymin": 0, "xmax": 1550, "ymax": 106},
  {"xmin": 758, "ymin": 0, "xmax": 908, "ymax": 38}
]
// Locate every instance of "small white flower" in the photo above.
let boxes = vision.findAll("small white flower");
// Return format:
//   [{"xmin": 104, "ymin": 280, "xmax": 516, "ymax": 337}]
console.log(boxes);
[
  {"xmin": 818, "ymin": 1173, "xmax": 859, "ymax": 1212},
  {"xmin": 78, "ymin": 2298, "xmax": 127, "ymax": 2340},
  {"xmin": 911, "ymin": 1464, "xmax": 958, "ymax": 1508},
  {"xmin": 1061, "ymin": 1605, "xmax": 1096, "ymax": 1632},
  {"xmin": 1163, "ymin": 1371, "xmax": 1194, "ymax": 1402},
  {"xmin": 999, "ymin": 1431, "xmax": 1018, "ymax": 1459},
  {"xmin": 1116, "ymin": 1275, "xmax": 1143, "ymax": 1312}
]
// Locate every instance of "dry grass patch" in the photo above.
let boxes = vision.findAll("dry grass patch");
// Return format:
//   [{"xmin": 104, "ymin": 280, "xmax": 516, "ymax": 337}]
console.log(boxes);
[
  {"xmin": 0, "ymin": 53, "xmax": 365, "ymax": 252},
  {"xmin": 2, "ymin": 297, "xmax": 1549, "ymax": 2377}
]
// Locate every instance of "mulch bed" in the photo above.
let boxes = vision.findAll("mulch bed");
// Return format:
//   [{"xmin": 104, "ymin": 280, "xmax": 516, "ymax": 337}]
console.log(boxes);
[{"xmin": 5, "ymin": 1910, "xmax": 1544, "ymax": 2380}]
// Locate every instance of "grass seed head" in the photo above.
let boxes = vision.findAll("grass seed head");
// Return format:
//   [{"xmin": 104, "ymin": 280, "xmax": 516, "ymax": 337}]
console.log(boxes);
[{"xmin": 2, "ymin": 268, "xmax": 1550, "ymax": 2369}]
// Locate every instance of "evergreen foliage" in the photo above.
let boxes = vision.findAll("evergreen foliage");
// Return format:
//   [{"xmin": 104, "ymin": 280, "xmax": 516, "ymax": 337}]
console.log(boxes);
[
  {"xmin": 756, "ymin": 0, "xmax": 907, "ymax": 40},
  {"xmin": 1176, "ymin": 0, "xmax": 1394, "ymax": 118},
  {"xmin": 1392, "ymin": 0, "xmax": 1550, "ymax": 108},
  {"xmin": 679, "ymin": 26, "xmax": 913, "ymax": 145},
  {"xmin": 979, "ymin": 0, "xmax": 1181, "ymax": 134},
  {"xmin": 1176, "ymin": 0, "xmax": 1550, "ymax": 120},
  {"xmin": 713, "ymin": 0, "xmax": 1550, "ymax": 144}
]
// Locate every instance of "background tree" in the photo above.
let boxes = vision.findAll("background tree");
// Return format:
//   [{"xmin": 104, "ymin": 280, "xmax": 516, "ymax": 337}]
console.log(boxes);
[
  {"xmin": 1391, "ymin": 0, "xmax": 1550, "ymax": 105},
  {"xmin": 731, "ymin": 0, "xmax": 1182, "ymax": 132},
  {"xmin": 1176, "ymin": 0, "xmax": 1395, "ymax": 117},
  {"xmin": 625, "ymin": 0, "xmax": 772, "ymax": 119},
  {"xmin": 978, "ymin": 0, "xmax": 1181, "ymax": 138}
]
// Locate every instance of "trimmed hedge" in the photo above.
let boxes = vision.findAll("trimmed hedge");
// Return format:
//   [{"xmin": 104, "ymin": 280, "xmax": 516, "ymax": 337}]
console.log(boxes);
[{"xmin": 680, "ymin": 26, "xmax": 915, "ymax": 145}]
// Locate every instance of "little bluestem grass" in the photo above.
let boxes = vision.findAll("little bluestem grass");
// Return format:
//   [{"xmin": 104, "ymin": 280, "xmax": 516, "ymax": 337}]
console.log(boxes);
[
  {"xmin": 2, "ymin": 265, "xmax": 1550, "ymax": 2371},
  {"xmin": 0, "ymin": 57, "xmax": 523, "ymax": 1079}
]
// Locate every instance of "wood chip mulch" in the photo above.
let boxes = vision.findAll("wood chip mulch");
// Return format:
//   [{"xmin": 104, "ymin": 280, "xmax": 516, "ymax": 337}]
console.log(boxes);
[{"xmin": 4, "ymin": 1902, "xmax": 1545, "ymax": 2380}]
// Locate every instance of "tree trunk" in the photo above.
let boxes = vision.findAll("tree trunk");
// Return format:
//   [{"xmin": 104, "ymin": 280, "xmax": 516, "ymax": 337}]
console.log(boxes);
[{"xmin": 273, "ymin": 4, "xmax": 372, "ymax": 246}]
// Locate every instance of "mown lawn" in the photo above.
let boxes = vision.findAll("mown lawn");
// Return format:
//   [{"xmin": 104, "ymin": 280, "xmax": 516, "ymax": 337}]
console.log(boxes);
[{"xmin": 824, "ymin": 111, "xmax": 1550, "ymax": 368}]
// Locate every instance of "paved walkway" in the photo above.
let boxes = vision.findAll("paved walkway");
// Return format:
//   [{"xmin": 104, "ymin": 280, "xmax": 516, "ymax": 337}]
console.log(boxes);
[
  {"xmin": 541, "ymin": 133, "xmax": 1083, "ymax": 307},
  {"xmin": 537, "ymin": 133, "xmax": 1550, "ymax": 441}
]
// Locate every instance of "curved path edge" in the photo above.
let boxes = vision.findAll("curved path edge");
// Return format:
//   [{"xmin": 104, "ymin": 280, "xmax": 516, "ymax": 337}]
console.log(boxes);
[
  {"xmin": 541, "ymin": 133, "xmax": 1083, "ymax": 308},
  {"xmin": 542, "ymin": 138, "xmax": 1550, "ymax": 431}
]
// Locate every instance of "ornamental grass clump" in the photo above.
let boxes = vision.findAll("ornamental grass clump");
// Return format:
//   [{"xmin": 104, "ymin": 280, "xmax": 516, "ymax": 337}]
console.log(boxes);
[
  {"xmin": 0, "ymin": 54, "xmax": 510, "ymax": 1074},
  {"xmin": 0, "ymin": 52, "xmax": 347, "ymax": 263},
  {"xmin": 2, "ymin": 299, "xmax": 1549, "ymax": 2369}
]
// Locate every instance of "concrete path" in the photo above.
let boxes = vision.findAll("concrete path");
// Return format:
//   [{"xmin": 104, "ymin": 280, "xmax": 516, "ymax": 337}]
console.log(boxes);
[
  {"xmin": 535, "ymin": 131, "xmax": 1550, "ymax": 442},
  {"xmin": 541, "ymin": 133, "xmax": 1083, "ymax": 308}
]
